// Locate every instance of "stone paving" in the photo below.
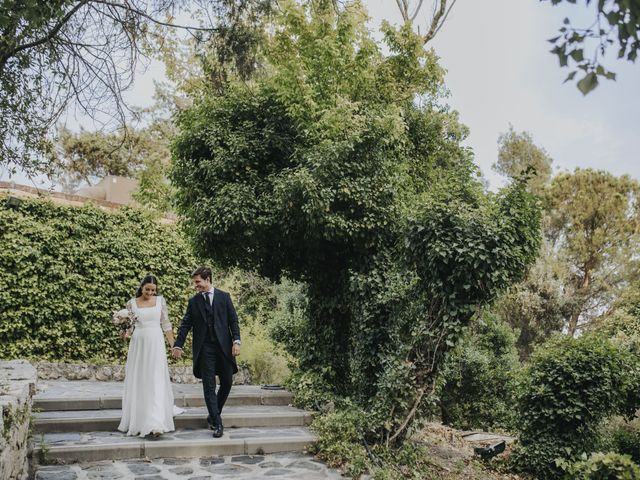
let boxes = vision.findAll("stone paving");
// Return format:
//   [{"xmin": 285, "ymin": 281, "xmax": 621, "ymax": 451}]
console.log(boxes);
[
  {"xmin": 36, "ymin": 426, "xmax": 314, "ymax": 447},
  {"xmin": 34, "ymin": 452, "xmax": 344, "ymax": 479}
]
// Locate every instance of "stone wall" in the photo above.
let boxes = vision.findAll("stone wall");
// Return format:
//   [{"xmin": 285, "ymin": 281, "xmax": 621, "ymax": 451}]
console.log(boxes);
[
  {"xmin": 0, "ymin": 360, "xmax": 37, "ymax": 480},
  {"xmin": 36, "ymin": 362, "xmax": 252, "ymax": 385}
]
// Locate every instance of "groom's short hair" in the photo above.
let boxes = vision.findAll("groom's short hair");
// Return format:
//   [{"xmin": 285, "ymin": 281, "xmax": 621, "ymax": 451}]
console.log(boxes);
[{"xmin": 191, "ymin": 266, "xmax": 212, "ymax": 282}]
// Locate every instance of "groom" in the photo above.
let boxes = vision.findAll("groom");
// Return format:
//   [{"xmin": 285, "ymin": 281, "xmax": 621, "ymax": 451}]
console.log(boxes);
[{"xmin": 171, "ymin": 266, "xmax": 241, "ymax": 438}]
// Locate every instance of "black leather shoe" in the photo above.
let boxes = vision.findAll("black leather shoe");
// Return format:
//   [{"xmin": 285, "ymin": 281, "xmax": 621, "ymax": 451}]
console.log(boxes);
[
  {"xmin": 207, "ymin": 416, "xmax": 215, "ymax": 430},
  {"xmin": 212, "ymin": 424, "xmax": 224, "ymax": 438}
]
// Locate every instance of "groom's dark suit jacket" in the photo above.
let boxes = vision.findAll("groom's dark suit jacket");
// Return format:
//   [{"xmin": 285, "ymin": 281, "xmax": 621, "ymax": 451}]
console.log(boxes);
[{"xmin": 174, "ymin": 288, "xmax": 240, "ymax": 379}]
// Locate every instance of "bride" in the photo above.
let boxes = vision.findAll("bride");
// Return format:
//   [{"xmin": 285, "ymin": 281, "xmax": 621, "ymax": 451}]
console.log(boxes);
[{"xmin": 118, "ymin": 275, "xmax": 183, "ymax": 437}]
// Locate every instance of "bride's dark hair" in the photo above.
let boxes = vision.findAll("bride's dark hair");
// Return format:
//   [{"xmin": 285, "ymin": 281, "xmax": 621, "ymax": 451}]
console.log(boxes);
[{"xmin": 135, "ymin": 275, "xmax": 158, "ymax": 298}]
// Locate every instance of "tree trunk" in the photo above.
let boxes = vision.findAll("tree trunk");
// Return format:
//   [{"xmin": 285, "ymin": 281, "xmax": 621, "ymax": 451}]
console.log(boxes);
[
  {"xmin": 567, "ymin": 310, "xmax": 580, "ymax": 337},
  {"xmin": 567, "ymin": 268, "xmax": 591, "ymax": 337}
]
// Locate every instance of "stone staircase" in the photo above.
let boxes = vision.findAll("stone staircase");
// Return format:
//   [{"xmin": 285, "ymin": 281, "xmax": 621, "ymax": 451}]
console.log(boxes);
[{"xmin": 29, "ymin": 381, "xmax": 316, "ymax": 465}]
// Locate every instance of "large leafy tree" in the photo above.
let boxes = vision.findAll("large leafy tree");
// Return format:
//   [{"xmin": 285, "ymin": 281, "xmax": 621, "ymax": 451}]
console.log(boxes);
[
  {"xmin": 51, "ymin": 120, "xmax": 175, "ymax": 212},
  {"xmin": 172, "ymin": 0, "xmax": 540, "ymax": 444},
  {"xmin": 52, "ymin": 127, "xmax": 150, "ymax": 189},
  {"xmin": 490, "ymin": 128, "xmax": 568, "ymax": 358},
  {"xmin": 546, "ymin": 168, "xmax": 640, "ymax": 336},
  {"xmin": 494, "ymin": 127, "xmax": 553, "ymax": 196}
]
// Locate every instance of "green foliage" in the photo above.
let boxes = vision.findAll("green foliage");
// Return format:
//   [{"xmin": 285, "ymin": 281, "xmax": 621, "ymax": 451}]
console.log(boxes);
[
  {"xmin": 511, "ymin": 334, "xmax": 640, "ymax": 479},
  {"xmin": 596, "ymin": 283, "xmax": 640, "ymax": 339},
  {"xmin": 0, "ymin": 194, "xmax": 196, "ymax": 362},
  {"xmin": 558, "ymin": 451, "xmax": 640, "ymax": 479},
  {"xmin": 369, "ymin": 442, "xmax": 440, "ymax": 480},
  {"xmin": 52, "ymin": 121, "xmax": 176, "ymax": 214},
  {"xmin": 285, "ymin": 369, "xmax": 336, "ymax": 411},
  {"xmin": 172, "ymin": 0, "xmax": 541, "ymax": 444},
  {"xmin": 214, "ymin": 268, "xmax": 291, "ymax": 384},
  {"xmin": 308, "ymin": 406, "xmax": 369, "ymax": 478},
  {"xmin": 494, "ymin": 240, "xmax": 573, "ymax": 359},
  {"xmin": 133, "ymin": 154, "xmax": 174, "ymax": 215},
  {"xmin": 494, "ymin": 126, "xmax": 553, "ymax": 195},
  {"xmin": 309, "ymin": 404, "xmax": 440, "ymax": 480},
  {"xmin": 545, "ymin": 0, "xmax": 640, "ymax": 93},
  {"xmin": 52, "ymin": 127, "xmax": 146, "ymax": 187},
  {"xmin": 545, "ymin": 169, "xmax": 640, "ymax": 336},
  {"xmin": 600, "ymin": 416, "xmax": 640, "ymax": 464},
  {"xmin": 438, "ymin": 313, "xmax": 521, "ymax": 431}
]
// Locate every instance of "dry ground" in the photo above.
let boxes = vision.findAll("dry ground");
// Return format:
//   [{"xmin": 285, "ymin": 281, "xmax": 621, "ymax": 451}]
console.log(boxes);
[{"xmin": 408, "ymin": 423, "xmax": 526, "ymax": 480}]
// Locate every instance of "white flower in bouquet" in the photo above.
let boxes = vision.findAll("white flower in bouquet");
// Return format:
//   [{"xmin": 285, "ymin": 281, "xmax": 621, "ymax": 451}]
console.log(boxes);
[{"xmin": 111, "ymin": 308, "xmax": 138, "ymax": 336}]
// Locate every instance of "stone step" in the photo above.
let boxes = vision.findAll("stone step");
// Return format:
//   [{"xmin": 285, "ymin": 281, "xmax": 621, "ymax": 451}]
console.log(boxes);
[
  {"xmin": 34, "ymin": 405, "xmax": 312, "ymax": 433},
  {"xmin": 34, "ymin": 381, "xmax": 292, "ymax": 411},
  {"xmin": 30, "ymin": 427, "xmax": 317, "ymax": 465}
]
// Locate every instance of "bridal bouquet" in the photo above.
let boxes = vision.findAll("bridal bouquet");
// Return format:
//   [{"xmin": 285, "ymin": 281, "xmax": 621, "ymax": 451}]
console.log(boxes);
[{"xmin": 111, "ymin": 308, "xmax": 137, "ymax": 336}]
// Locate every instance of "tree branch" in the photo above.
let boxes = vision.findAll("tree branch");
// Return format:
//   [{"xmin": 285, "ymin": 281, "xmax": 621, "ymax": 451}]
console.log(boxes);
[
  {"xmin": 422, "ymin": 0, "xmax": 447, "ymax": 45},
  {"xmin": 389, "ymin": 387, "xmax": 426, "ymax": 443},
  {"xmin": 392, "ymin": 0, "xmax": 458, "ymax": 45},
  {"xmin": 410, "ymin": 0, "xmax": 426, "ymax": 22},
  {"xmin": 0, "ymin": 0, "xmax": 91, "ymax": 69},
  {"xmin": 428, "ymin": 0, "xmax": 457, "ymax": 43},
  {"xmin": 395, "ymin": 0, "xmax": 409, "ymax": 22},
  {"xmin": 90, "ymin": 0, "xmax": 219, "ymax": 33}
]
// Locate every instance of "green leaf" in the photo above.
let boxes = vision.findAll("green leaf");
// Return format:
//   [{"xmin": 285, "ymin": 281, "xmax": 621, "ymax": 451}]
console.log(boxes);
[
  {"xmin": 563, "ymin": 71, "xmax": 578, "ymax": 83},
  {"xmin": 577, "ymin": 72, "xmax": 599, "ymax": 95},
  {"xmin": 569, "ymin": 49, "xmax": 584, "ymax": 62}
]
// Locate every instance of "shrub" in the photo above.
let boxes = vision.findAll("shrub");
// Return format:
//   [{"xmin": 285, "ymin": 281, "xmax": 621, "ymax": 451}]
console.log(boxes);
[
  {"xmin": 438, "ymin": 313, "xmax": 521, "ymax": 432},
  {"xmin": 601, "ymin": 416, "xmax": 640, "ymax": 464},
  {"xmin": 510, "ymin": 334, "xmax": 640, "ymax": 479},
  {"xmin": 286, "ymin": 369, "xmax": 336, "ymax": 411},
  {"xmin": 309, "ymin": 403, "xmax": 439, "ymax": 480},
  {"xmin": 559, "ymin": 451, "xmax": 640, "ymax": 479},
  {"xmin": 308, "ymin": 405, "xmax": 369, "ymax": 478},
  {"xmin": 0, "ymin": 195, "xmax": 196, "ymax": 362},
  {"xmin": 214, "ymin": 269, "xmax": 291, "ymax": 384}
]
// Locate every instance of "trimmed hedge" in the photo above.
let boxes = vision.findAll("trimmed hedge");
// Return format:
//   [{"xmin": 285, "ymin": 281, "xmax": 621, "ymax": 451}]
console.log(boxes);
[{"xmin": 0, "ymin": 195, "xmax": 197, "ymax": 362}]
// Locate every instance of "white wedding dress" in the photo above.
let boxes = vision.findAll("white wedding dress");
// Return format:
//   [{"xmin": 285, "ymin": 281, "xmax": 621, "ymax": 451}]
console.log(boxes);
[{"xmin": 118, "ymin": 295, "xmax": 183, "ymax": 436}]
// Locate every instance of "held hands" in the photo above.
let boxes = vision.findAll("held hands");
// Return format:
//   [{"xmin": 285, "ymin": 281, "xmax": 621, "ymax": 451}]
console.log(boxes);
[{"xmin": 170, "ymin": 345, "xmax": 239, "ymax": 358}]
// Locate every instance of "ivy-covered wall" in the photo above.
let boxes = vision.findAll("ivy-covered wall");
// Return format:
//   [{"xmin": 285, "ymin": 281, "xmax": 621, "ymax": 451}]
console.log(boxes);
[{"xmin": 0, "ymin": 195, "xmax": 197, "ymax": 362}]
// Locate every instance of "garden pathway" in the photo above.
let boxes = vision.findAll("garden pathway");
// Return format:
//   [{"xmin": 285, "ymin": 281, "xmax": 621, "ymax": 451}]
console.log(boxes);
[{"xmin": 31, "ymin": 380, "xmax": 344, "ymax": 479}]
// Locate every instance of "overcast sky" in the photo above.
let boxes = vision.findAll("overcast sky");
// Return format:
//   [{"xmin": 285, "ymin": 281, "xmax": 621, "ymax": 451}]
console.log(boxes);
[{"xmin": 4, "ymin": 0, "xmax": 639, "ymax": 190}]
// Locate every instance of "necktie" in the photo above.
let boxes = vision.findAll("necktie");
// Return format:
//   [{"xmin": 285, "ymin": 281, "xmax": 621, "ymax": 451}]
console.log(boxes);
[{"xmin": 204, "ymin": 291, "xmax": 211, "ymax": 311}]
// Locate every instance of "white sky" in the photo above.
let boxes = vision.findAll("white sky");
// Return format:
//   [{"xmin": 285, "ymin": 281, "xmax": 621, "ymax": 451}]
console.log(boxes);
[{"xmin": 4, "ymin": 0, "xmax": 639, "ymax": 190}]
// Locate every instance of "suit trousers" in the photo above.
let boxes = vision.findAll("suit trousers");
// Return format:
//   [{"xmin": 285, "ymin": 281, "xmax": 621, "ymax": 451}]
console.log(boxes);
[{"xmin": 198, "ymin": 339, "xmax": 234, "ymax": 426}]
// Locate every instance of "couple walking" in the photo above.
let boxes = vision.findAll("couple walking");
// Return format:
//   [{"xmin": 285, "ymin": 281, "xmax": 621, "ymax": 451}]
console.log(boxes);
[{"xmin": 117, "ymin": 266, "xmax": 241, "ymax": 438}]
